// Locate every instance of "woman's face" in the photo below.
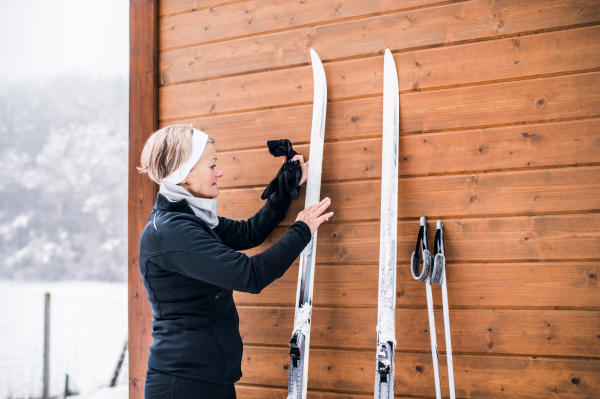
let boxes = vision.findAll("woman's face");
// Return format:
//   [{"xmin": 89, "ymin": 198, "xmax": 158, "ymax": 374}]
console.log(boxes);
[{"xmin": 180, "ymin": 143, "xmax": 224, "ymax": 199}]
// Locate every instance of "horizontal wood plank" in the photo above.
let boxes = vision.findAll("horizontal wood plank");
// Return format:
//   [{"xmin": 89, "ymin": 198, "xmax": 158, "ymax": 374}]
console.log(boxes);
[
  {"xmin": 159, "ymin": 0, "xmax": 245, "ymax": 17},
  {"xmin": 238, "ymin": 307, "xmax": 600, "ymax": 357},
  {"xmin": 191, "ymin": 121, "xmax": 600, "ymax": 184},
  {"xmin": 218, "ymin": 166, "xmax": 600, "ymax": 224},
  {"xmin": 160, "ymin": 0, "xmax": 432, "ymax": 50},
  {"xmin": 213, "ymin": 120, "xmax": 600, "ymax": 189},
  {"xmin": 240, "ymin": 346, "xmax": 600, "ymax": 397},
  {"xmin": 246, "ymin": 214, "xmax": 600, "ymax": 262},
  {"xmin": 160, "ymin": 25, "xmax": 600, "ymax": 118},
  {"xmin": 234, "ymin": 262, "xmax": 600, "ymax": 309},
  {"xmin": 159, "ymin": 0, "xmax": 600, "ymax": 83},
  {"xmin": 235, "ymin": 385, "xmax": 379, "ymax": 399},
  {"xmin": 163, "ymin": 88, "xmax": 600, "ymax": 158},
  {"xmin": 163, "ymin": 72, "xmax": 600, "ymax": 156}
]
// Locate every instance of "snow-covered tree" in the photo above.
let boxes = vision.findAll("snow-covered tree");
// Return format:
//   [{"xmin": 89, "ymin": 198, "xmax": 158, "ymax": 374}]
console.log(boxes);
[{"xmin": 0, "ymin": 75, "xmax": 128, "ymax": 281}]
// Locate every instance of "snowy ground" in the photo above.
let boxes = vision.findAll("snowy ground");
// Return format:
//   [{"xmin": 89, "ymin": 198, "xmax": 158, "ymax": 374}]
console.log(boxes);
[
  {"xmin": 0, "ymin": 281, "xmax": 128, "ymax": 399},
  {"xmin": 72, "ymin": 385, "xmax": 128, "ymax": 399}
]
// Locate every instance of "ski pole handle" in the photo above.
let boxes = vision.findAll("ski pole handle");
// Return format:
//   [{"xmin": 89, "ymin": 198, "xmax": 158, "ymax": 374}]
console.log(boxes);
[{"xmin": 411, "ymin": 217, "xmax": 432, "ymax": 282}]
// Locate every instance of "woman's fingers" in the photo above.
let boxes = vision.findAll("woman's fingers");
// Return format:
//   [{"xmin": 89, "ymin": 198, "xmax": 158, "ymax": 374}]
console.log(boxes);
[
  {"xmin": 296, "ymin": 198, "xmax": 333, "ymax": 234},
  {"xmin": 318, "ymin": 212, "xmax": 334, "ymax": 222},
  {"xmin": 299, "ymin": 159, "xmax": 309, "ymax": 186},
  {"xmin": 313, "ymin": 197, "xmax": 331, "ymax": 216},
  {"xmin": 310, "ymin": 197, "xmax": 327, "ymax": 208},
  {"xmin": 304, "ymin": 197, "xmax": 329, "ymax": 214},
  {"xmin": 283, "ymin": 154, "xmax": 305, "ymax": 164}
]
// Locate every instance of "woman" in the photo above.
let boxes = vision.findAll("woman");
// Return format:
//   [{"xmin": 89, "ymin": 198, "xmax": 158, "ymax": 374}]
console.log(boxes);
[{"xmin": 137, "ymin": 125, "xmax": 333, "ymax": 398}]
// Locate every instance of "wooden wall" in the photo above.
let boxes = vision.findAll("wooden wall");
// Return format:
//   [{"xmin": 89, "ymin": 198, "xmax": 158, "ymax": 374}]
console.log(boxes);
[{"xmin": 130, "ymin": 0, "xmax": 600, "ymax": 397}]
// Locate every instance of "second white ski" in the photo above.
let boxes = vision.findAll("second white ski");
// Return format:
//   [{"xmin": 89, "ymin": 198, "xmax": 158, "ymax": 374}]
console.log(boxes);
[
  {"xmin": 375, "ymin": 49, "xmax": 399, "ymax": 399},
  {"xmin": 287, "ymin": 49, "xmax": 327, "ymax": 399}
]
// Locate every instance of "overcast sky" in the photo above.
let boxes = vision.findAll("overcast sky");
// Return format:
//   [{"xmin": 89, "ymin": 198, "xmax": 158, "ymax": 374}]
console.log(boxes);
[{"xmin": 0, "ymin": 0, "xmax": 129, "ymax": 83}]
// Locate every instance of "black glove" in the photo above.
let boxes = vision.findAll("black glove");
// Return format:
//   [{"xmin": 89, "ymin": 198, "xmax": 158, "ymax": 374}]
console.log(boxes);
[{"xmin": 261, "ymin": 139, "xmax": 302, "ymax": 200}]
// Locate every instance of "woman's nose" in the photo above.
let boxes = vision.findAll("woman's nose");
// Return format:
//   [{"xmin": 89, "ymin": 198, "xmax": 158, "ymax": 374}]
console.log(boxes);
[{"xmin": 216, "ymin": 166, "xmax": 224, "ymax": 178}]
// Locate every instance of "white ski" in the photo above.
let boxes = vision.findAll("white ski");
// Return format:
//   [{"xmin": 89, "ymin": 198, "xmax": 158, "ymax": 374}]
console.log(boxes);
[
  {"xmin": 287, "ymin": 49, "xmax": 327, "ymax": 399},
  {"xmin": 375, "ymin": 49, "xmax": 399, "ymax": 399}
]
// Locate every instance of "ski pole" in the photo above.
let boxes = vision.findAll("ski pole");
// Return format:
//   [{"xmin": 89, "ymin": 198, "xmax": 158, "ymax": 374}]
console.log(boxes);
[
  {"xmin": 432, "ymin": 221, "xmax": 456, "ymax": 399},
  {"xmin": 411, "ymin": 217, "xmax": 442, "ymax": 399}
]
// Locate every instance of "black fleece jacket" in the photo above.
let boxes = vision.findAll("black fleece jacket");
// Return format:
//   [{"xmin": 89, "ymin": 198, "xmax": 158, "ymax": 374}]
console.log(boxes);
[{"xmin": 138, "ymin": 192, "xmax": 311, "ymax": 384}]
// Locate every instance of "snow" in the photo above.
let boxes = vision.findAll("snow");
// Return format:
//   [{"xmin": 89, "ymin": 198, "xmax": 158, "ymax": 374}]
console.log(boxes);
[
  {"xmin": 0, "ymin": 77, "xmax": 128, "ymax": 282},
  {"xmin": 376, "ymin": 308, "xmax": 397, "ymax": 346},
  {"xmin": 293, "ymin": 303, "xmax": 312, "ymax": 336},
  {"xmin": 377, "ymin": 255, "xmax": 397, "ymax": 347},
  {"xmin": 0, "ymin": 280, "xmax": 128, "ymax": 399},
  {"xmin": 72, "ymin": 384, "xmax": 128, "ymax": 399}
]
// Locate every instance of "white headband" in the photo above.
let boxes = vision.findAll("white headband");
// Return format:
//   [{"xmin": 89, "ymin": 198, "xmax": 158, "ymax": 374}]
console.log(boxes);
[{"xmin": 161, "ymin": 128, "xmax": 209, "ymax": 184}]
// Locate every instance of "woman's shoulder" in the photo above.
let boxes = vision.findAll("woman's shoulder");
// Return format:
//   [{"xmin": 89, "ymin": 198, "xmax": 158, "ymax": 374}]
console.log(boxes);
[
  {"xmin": 158, "ymin": 209, "xmax": 214, "ymax": 235},
  {"xmin": 140, "ymin": 210, "xmax": 240, "ymax": 267}
]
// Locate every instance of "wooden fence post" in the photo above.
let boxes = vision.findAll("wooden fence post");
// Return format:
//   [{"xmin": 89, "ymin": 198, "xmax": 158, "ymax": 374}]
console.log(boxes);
[{"xmin": 43, "ymin": 292, "xmax": 50, "ymax": 399}]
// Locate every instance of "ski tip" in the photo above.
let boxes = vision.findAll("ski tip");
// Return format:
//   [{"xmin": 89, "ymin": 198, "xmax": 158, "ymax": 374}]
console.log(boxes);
[
  {"xmin": 383, "ymin": 48, "xmax": 395, "ymax": 66},
  {"xmin": 436, "ymin": 220, "xmax": 443, "ymax": 230},
  {"xmin": 309, "ymin": 48, "xmax": 326, "ymax": 85},
  {"xmin": 309, "ymin": 49, "xmax": 322, "ymax": 65},
  {"xmin": 383, "ymin": 48, "xmax": 398, "ymax": 87},
  {"xmin": 420, "ymin": 216, "xmax": 427, "ymax": 226}
]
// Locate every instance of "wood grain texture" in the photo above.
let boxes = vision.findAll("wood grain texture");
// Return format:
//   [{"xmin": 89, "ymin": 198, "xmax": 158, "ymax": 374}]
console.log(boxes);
[
  {"xmin": 159, "ymin": 0, "xmax": 600, "ymax": 83},
  {"xmin": 235, "ymin": 384, "xmax": 382, "ymax": 399},
  {"xmin": 129, "ymin": 1, "xmax": 158, "ymax": 398},
  {"xmin": 160, "ymin": 0, "xmax": 431, "ymax": 50},
  {"xmin": 160, "ymin": 24, "xmax": 600, "ymax": 117},
  {"xmin": 219, "ymin": 167, "xmax": 600, "ymax": 223},
  {"xmin": 237, "ymin": 306, "xmax": 600, "ymax": 357},
  {"xmin": 218, "ymin": 168, "xmax": 600, "ymax": 227},
  {"xmin": 161, "ymin": 71, "xmax": 600, "ymax": 146},
  {"xmin": 218, "ymin": 167, "xmax": 600, "ymax": 225},
  {"xmin": 234, "ymin": 262, "xmax": 600, "ymax": 309},
  {"xmin": 247, "ymin": 214, "xmax": 600, "ymax": 262},
  {"xmin": 160, "ymin": 0, "xmax": 250, "ymax": 17},
  {"xmin": 150, "ymin": 1, "xmax": 600, "ymax": 397},
  {"xmin": 239, "ymin": 346, "xmax": 600, "ymax": 397},
  {"xmin": 235, "ymin": 384, "xmax": 419, "ymax": 399},
  {"xmin": 175, "ymin": 120, "xmax": 600, "ymax": 180}
]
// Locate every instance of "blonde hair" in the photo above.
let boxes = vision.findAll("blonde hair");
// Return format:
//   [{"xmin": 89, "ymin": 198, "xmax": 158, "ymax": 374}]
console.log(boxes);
[{"xmin": 138, "ymin": 124, "xmax": 215, "ymax": 184}]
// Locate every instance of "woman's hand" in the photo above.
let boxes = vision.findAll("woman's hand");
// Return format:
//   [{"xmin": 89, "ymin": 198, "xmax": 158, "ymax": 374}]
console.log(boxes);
[
  {"xmin": 283, "ymin": 154, "xmax": 309, "ymax": 186},
  {"xmin": 295, "ymin": 197, "xmax": 333, "ymax": 234}
]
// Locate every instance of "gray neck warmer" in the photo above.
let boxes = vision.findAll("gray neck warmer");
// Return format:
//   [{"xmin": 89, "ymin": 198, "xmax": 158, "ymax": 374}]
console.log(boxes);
[{"xmin": 159, "ymin": 181, "xmax": 219, "ymax": 229}]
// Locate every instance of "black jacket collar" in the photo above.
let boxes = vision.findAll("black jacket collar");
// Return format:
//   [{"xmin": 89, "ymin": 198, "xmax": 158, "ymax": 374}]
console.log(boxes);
[{"xmin": 154, "ymin": 193, "xmax": 195, "ymax": 216}]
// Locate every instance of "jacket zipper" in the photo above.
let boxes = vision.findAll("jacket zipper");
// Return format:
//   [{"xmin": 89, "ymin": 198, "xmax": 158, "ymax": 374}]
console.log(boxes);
[{"xmin": 213, "ymin": 288, "xmax": 221, "ymax": 336}]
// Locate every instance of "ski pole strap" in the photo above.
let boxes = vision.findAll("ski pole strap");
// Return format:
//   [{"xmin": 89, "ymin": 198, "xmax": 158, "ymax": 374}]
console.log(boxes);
[
  {"xmin": 431, "ymin": 228, "xmax": 444, "ymax": 285},
  {"xmin": 415, "ymin": 226, "xmax": 424, "ymax": 255},
  {"xmin": 411, "ymin": 225, "xmax": 432, "ymax": 282},
  {"xmin": 433, "ymin": 228, "xmax": 440, "ymax": 257}
]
